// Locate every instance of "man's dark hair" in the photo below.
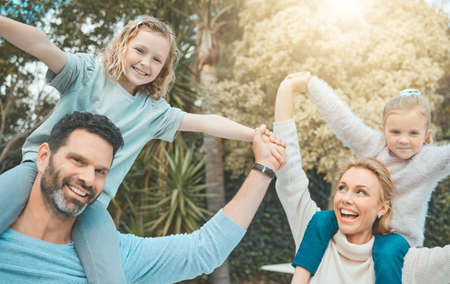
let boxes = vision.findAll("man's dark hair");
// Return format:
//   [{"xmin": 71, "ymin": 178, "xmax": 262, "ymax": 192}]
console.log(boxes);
[{"xmin": 48, "ymin": 112, "xmax": 124, "ymax": 156}]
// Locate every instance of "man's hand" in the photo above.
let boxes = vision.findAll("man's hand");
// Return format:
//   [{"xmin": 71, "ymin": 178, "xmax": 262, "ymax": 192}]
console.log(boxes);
[{"xmin": 253, "ymin": 125, "xmax": 286, "ymax": 171}]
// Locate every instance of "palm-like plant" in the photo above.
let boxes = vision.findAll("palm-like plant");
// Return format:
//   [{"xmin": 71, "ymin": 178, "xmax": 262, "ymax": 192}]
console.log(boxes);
[
  {"xmin": 111, "ymin": 137, "xmax": 212, "ymax": 237},
  {"xmin": 141, "ymin": 141, "xmax": 212, "ymax": 235}
]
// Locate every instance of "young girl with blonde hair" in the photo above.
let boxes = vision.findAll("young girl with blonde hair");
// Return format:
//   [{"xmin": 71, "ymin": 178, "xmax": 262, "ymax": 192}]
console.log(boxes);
[
  {"xmin": 0, "ymin": 15, "xmax": 274, "ymax": 283},
  {"xmin": 286, "ymin": 73, "xmax": 449, "ymax": 284}
]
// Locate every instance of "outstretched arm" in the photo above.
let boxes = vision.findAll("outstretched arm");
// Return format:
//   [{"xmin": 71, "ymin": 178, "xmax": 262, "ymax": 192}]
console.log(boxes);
[
  {"xmin": 274, "ymin": 73, "xmax": 316, "ymax": 284},
  {"xmin": 416, "ymin": 143, "xmax": 450, "ymax": 185},
  {"xmin": 0, "ymin": 16, "xmax": 66, "ymax": 73},
  {"xmin": 403, "ymin": 245, "xmax": 450, "ymax": 284},
  {"xmin": 178, "ymin": 113, "xmax": 255, "ymax": 141},
  {"xmin": 306, "ymin": 76, "xmax": 383, "ymax": 157}
]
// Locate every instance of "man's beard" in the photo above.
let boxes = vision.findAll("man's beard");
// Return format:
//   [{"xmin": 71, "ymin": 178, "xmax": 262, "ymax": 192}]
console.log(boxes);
[{"xmin": 40, "ymin": 157, "xmax": 96, "ymax": 218}]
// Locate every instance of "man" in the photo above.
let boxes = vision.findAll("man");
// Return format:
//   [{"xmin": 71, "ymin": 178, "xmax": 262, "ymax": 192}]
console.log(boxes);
[{"xmin": 0, "ymin": 111, "xmax": 286, "ymax": 283}]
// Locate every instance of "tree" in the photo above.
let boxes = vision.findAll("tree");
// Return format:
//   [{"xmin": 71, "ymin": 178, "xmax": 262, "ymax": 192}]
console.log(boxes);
[
  {"xmin": 207, "ymin": 0, "xmax": 449, "ymax": 185},
  {"xmin": 0, "ymin": 1, "xmax": 58, "ymax": 172},
  {"xmin": 3, "ymin": 2, "xmax": 224, "ymax": 282},
  {"xmin": 193, "ymin": 1, "xmax": 239, "ymax": 282},
  {"xmin": 202, "ymin": 1, "xmax": 449, "ymax": 279}
]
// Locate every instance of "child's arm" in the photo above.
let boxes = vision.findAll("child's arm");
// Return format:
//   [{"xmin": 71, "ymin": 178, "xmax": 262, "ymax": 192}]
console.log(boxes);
[
  {"xmin": 306, "ymin": 76, "xmax": 382, "ymax": 157},
  {"xmin": 178, "ymin": 114, "xmax": 285, "ymax": 148},
  {"xmin": 373, "ymin": 233, "xmax": 410, "ymax": 284},
  {"xmin": 178, "ymin": 113, "xmax": 255, "ymax": 141},
  {"xmin": 291, "ymin": 210, "xmax": 338, "ymax": 279},
  {"xmin": 416, "ymin": 143, "xmax": 450, "ymax": 186},
  {"xmin": 0, "ymin": 16, "xmax": 66, "ymax": 73},
  {"xmin": 403, "ymin": 244, "xmax": 450, "ymax": 284}
]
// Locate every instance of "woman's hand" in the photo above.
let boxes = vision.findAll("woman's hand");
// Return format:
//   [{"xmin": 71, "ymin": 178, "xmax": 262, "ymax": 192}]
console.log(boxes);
[
  {"xmin": 275, "ymin": 72, "xmax": 312, "ymax": 122},
  {"xmin": 279, "ymin": 72, "xmax": 312, "ymax": 94},
  {"xmin": 291, "ymin": 266, "xmax": 311, "ymax": 284}
]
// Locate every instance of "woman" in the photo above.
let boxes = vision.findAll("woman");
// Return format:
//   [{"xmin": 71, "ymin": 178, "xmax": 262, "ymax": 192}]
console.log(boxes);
[{"xmin": 273, "ymin": 72, "xmax": 449, "ymax": 284}]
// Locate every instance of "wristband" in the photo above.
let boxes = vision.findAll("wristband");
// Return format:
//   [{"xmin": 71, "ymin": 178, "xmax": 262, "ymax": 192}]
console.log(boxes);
[{"xmin": 252, "ymin": 163, "xmax": 275, "ymax": 179}]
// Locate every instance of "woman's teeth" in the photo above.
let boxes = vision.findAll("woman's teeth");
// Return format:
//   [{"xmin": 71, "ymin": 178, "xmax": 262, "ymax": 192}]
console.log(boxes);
[{"xmin": 340, "ymin": 209, "xmax": 358, "ymax": 218}]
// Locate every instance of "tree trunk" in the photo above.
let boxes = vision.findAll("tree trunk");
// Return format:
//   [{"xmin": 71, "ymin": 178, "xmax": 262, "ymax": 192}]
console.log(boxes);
[
  {"xmin": 199, "ymin": 64, "xmax": 231, "ymax": 284},
  {"xmin": 196, "ymin": 5, "xmax": 231, "ymax": 282},
  {"xmin": 203, "ymin": 135, "xmax": 230, "ymax": 283}
]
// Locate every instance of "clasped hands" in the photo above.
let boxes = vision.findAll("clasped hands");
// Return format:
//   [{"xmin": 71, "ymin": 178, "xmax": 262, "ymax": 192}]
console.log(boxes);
[{"xmin": 253, "ymin": 125, "xmax": 286, "ymax": 172}]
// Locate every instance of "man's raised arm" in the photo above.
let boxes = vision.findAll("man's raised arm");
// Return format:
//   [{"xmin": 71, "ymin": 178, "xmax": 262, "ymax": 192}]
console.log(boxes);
[{"xmin": 223, "ymin": 125, "xmax": 286, "ymax": 229}]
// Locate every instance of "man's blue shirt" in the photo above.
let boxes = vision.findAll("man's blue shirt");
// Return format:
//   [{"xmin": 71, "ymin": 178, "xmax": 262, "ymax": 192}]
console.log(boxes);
[{"xmin": 0, "ymin": 210, "xmax": 245, "ymax": 284}]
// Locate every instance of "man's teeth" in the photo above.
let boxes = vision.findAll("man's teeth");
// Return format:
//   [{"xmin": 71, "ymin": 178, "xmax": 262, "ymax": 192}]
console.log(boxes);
[
  {"xmin": 69, "ymin": 186, "xmax": 87, "ymax": 197},
  {"xmin": 341, "ymin": 209, "xmax": 358, "ymax": 216}
]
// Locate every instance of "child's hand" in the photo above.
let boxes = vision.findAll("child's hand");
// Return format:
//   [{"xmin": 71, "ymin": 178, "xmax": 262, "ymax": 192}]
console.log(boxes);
[
  {"xmin": 262, "ymin": 128, "xmax": 286, "ymax": 148},
  {"xmin": 253, "ymin": 125, "xmax": 286, "ymax": 171},
  {"xmin": 253, "ymin": 128, "xmax": 286, "ymax": 148},
  {"xmin": 279, "ymin": 72, "xmax": 311, "ymax": 94}
]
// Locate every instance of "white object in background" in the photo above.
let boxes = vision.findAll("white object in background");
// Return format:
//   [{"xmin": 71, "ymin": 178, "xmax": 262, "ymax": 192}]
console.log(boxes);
[{"xmin": 260, "ymin": 263, "xmax": 294, "ymax": 274}]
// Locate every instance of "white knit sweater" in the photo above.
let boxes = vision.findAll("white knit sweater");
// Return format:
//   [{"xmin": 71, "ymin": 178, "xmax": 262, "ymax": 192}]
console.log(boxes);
[
  {"xmin": 274, "ymin": 119, "xmax": 450, "ymax": 284},
  {"xmin": 304, "ymin": 76, "xmax": 450, "ymax": 247}
]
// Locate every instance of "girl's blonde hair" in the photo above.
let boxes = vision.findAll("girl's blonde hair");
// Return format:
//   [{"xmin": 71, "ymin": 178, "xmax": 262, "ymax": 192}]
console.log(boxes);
[
  {"xmin": 337, "ymin": 158, "xmax": 394, "ymax": 236},
  {"xmin": 102, "ymin": 16, "xmax": 179, "ymax": 99},
  {"xmin": 382, "ymin": 90, "xmax": 432, "ymax": 142}
]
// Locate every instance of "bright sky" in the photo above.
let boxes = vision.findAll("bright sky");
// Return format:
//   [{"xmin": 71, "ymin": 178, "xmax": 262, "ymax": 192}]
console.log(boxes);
[{"xmin": 426, "ymin": 0, "xmax": 450, "ymax": 15}]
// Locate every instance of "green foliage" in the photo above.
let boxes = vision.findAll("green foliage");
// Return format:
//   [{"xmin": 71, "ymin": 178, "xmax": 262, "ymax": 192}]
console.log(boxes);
[
  {"xmin": 110, "ymin": 137, "xmax": 211, "ymax": 237},
  {"xmin": 424, "ymin": 67, "xmax": 450, "ymax": 247},
  {"xmin": 424, "ymin": 79, "xmax": 450, "ymax": 247},
  {"xmin": 224, "ymin": 174, "xmax": 294, "ymax": 283},
  {"xmin": 208, "ymin": 0, "xmax": 449, "ymax": 182},
  {"xmin": 306, "ymin": 169, "xmax": 331, "ymax": 210},
  {"xmin": 142, "ymin": 141, "xmax": 211, "ymax": 236},
  {"xmin": 0, "ymin": 1, "xmax": 58, "ymax": 172},
  {"xmin": 424, "ymin": 177, "xmax": 450, "ymax": 247},
  {"xmin": 224, "ymin": 169, "xmax": 330, "ymax": 283}
]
